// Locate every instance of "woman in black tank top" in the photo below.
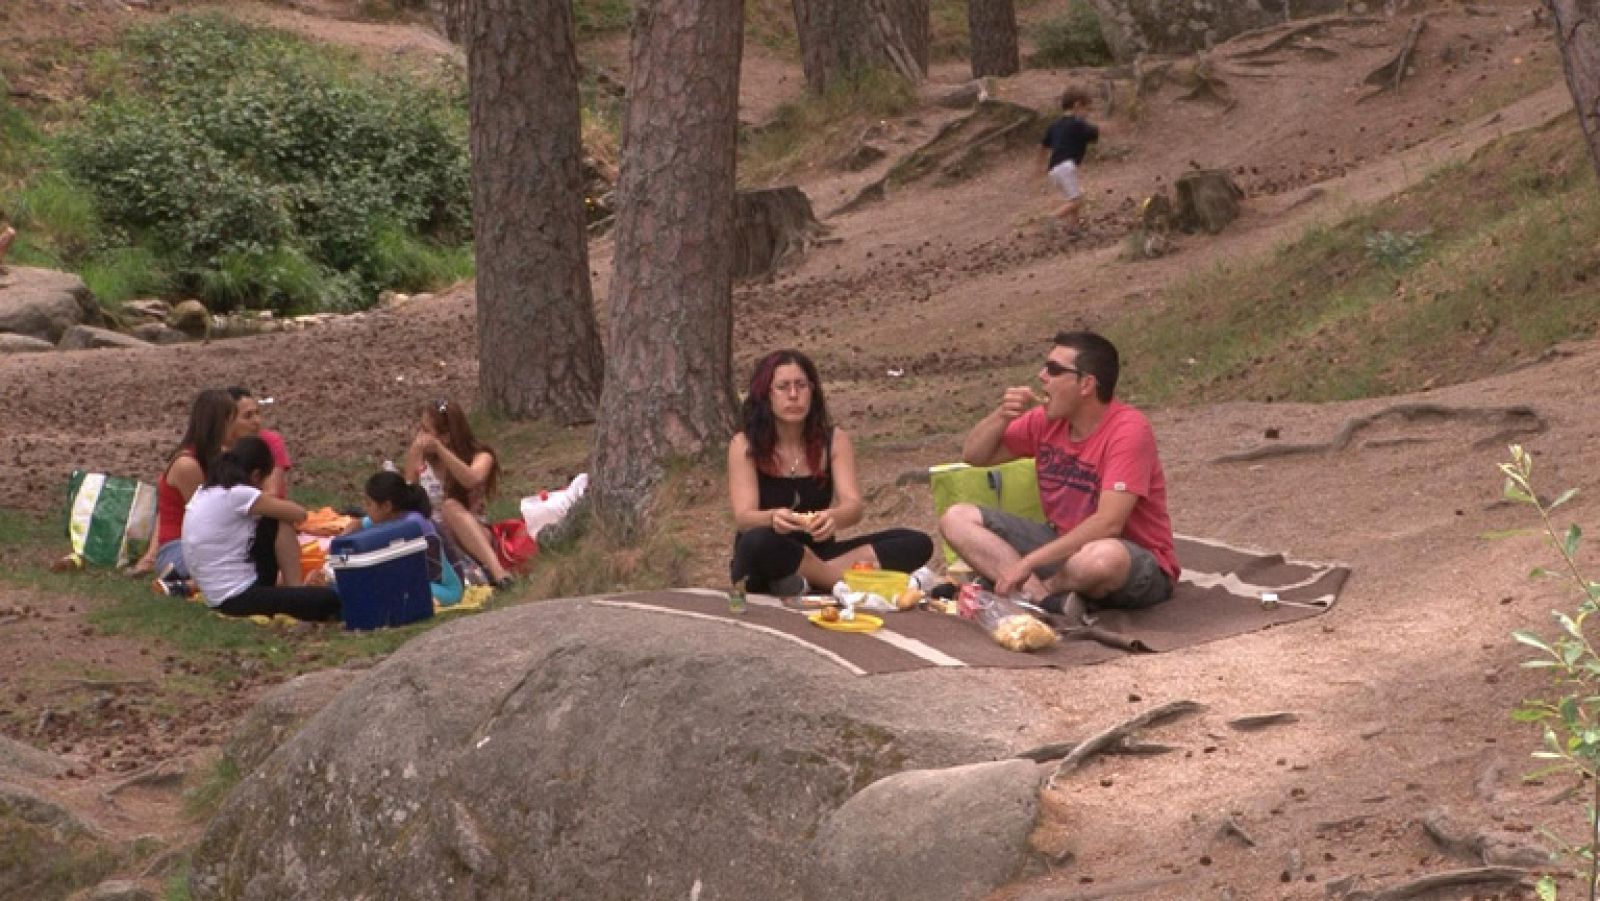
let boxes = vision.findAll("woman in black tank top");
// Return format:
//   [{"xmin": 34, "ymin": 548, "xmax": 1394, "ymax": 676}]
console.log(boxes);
[{"xmin": 727, "ymin": 350, "xmax": 933, "ymax": 595}]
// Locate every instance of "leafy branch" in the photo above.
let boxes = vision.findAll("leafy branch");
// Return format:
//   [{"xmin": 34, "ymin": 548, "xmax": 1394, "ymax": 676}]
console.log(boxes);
[{"xmin": 1502, "ymin": 444, "xmax": 1600, "ymax": 901}]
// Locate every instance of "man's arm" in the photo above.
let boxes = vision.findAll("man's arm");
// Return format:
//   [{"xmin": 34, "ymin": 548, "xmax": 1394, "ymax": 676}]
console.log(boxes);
[{"xmin": 962, "ymin": 386, "xmax": 1034, "ymax": 466}]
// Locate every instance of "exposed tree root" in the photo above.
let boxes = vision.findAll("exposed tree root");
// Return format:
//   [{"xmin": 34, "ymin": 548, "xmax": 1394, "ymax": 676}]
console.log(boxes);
[
  {"xmin": 1210, "ymin": 403, "xmax": 1546, "ymax": 464},
  {"xmin": 1047, "ymin": 700, "xmax": 1205, "ymax": 787},
  {"xmin": 1339, "ymin": 865, "xmax": 1529, "ymax": 900},
  {"xmin": 1225, "ymin": 15, "xmax": 1383, "ymax": 60},
  {"xmin": 1359, "ymin": 15, "xmax": 1427, "ymax": 101}
]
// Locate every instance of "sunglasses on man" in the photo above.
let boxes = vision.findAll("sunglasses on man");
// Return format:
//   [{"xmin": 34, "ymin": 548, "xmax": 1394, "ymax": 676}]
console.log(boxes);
[{"xmin": 1043, "ymin": 360, "xmax": 1085, "ymax": 379}]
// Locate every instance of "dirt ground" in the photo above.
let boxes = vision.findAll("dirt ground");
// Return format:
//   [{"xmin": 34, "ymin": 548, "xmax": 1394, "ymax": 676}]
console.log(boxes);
[{"xmin": 2, "ymin": 1, "xmax": 1595, "ymax": 897}]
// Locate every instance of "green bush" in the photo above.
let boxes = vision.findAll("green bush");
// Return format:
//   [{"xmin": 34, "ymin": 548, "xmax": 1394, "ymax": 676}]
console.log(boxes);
[
  {"xmin": 1029, "ymin": 0, "xmax": 1113, "ymax": 68},
  {"xmin": 55, "ymin": 14, "xmax": 472, "ymax": 312}
]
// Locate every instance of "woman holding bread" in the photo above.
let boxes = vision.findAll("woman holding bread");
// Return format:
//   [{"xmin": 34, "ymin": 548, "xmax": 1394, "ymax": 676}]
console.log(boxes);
[{"xmin": 727, "ymin": 349, "xmax": 933, "ymax": 596}]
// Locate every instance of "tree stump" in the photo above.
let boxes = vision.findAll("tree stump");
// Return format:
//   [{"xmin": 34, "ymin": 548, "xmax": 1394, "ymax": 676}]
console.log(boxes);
[
  {"xmin": 732, "ymin": 187, "xmax": 829, "ymax": 280},
  {"xmin": 1174, "ymin": 169, "xmax": 1244, "ymax": 234}
]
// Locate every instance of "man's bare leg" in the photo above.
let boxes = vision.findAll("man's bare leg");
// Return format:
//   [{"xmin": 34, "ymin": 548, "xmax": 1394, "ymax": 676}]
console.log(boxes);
[{"xmin": 939, "ymin": 503, "xmax": 1052, "ymax": 599}]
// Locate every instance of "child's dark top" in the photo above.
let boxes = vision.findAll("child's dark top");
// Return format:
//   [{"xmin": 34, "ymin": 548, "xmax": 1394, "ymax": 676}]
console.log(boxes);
[{"xmin": 1042, "ymin": 115, "xmax": 1099, "ymax": 169}]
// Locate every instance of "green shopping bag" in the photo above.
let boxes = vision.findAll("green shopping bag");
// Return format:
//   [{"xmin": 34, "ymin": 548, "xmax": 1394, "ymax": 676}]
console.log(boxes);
[
  {"xmin": 65, "ymin": 471, "xmax": 158, "ymax": 568},
  {"xmin": 929, "ymin": 458, "xmax": 1047, "ymax": 565}
]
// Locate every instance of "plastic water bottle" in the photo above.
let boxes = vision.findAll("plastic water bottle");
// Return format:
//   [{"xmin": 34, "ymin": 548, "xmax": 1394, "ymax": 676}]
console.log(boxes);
[{"xmin": 728, "ymin": 579, "xmax": 747, "ymax": 614}]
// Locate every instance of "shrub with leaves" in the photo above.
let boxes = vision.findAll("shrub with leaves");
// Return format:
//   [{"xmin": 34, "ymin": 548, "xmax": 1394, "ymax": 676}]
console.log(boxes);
[
  {"xmin": 1503, "ymin": 444, "xmax": 1600, "ymax": 900},
  {"xmin": 58, "ymin": 14, "xmax": 471, "ymax": 312},
  {"xmin": 1028, "ymin": 0, "xmax": 1113, "ymax": 69}
]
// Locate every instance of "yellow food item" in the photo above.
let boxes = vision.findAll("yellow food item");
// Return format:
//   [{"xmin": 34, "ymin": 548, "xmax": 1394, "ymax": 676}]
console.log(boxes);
[
  {"xmin": 992, "ymin": 615, "xmax": 1058, "ymax": 652},
  {"xmin": 895, "ymin": 588, "xmax": 924, "ymax": 611},
  {"xmin": 820, "ymin": 605, "xmax": 840, "ymax": 623}
]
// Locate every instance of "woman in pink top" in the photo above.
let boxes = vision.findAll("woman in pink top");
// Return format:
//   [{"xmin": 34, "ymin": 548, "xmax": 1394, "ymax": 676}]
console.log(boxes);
[
  {"xmin": 128, "ymin": 389, "xmax": 235, "ymax": 577},
  {"xmin": 227, "ymin": 387, "xmax": 291, "ymax": 498}
]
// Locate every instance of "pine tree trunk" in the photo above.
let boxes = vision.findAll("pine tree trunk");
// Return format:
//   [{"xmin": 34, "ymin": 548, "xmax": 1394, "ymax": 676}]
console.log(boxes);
[
  {"xmin": 792, "ymin": 0, "xmax": 929, "ymax": 94},
  {"xmin": 465, "ymin": 0, "xmax": 604, "ymax": 424},
  {"xmin": 1547, "ymin": 0, "xmax": 1600, "ymax": 183},
  {"xmin": 968, "ymin": 0, "xmax": 1020, "ymax": 78},
  {"xmin": 429, "ymin": 0, "xmax": 466, "ymax": 42},
  {"xmin": 589, "ymin": 0, "xmax": 744, "ymax": 530}
]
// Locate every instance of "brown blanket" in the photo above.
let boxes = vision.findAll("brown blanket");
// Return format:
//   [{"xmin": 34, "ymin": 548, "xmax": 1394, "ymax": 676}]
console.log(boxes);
[{"xmin": 590, "ymin": 535, "xmax": 1350, "ymax": 674}]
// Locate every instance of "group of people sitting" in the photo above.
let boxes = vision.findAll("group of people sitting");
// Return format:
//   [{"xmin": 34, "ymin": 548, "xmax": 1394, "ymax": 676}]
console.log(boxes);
[
  {"xmin": 132, "ymin": 328, "xmax": 1172, "ymax": 629},
  {"xmin": 727, "ymin": 330, "xmax": 1178, "ymax": 624},
  {"xmin": 129, "ymin": 389, "xmax": 516, "ymax": 622}
]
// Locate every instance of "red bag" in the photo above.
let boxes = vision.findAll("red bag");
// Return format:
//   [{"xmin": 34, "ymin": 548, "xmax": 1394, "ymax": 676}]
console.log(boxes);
[{"xmin": 490, "ymin": 518, "xmax": 538, "ymax": 574}]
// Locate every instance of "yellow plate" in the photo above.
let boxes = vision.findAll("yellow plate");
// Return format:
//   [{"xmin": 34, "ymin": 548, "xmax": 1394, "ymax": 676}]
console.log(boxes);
[{"xmin": 808, "ymin": 612, "xmax": 884, "ymax": 633}]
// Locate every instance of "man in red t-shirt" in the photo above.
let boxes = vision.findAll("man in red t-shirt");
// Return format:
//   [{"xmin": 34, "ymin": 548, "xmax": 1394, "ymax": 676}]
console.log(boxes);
[{"xmin": 941, "ymin": 331, "xmax": 1178, "ymax": 619}]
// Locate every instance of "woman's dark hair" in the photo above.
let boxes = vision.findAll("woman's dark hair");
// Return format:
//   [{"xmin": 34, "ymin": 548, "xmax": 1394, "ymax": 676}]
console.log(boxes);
[
  {"xmin": 226, "ymin": 386, "xmax": 252, "ymax": 402},
  {"xmin": 206, "ymin": 435, "xmax": 275, "ymax": 489},
  {"xmin": 740, "ymin": 349, "xmax": 832, "ymax": 479},
  {"xmin": 175, "ymin": 389, "xmax": 236, "ymax": 476},
  {"xmin": 421, "ymin": 398, "xmax": 500, "ymax": 504},
  {"xmin": 365, "ymin": 471, "xmax": 432, "ymax": 519}
]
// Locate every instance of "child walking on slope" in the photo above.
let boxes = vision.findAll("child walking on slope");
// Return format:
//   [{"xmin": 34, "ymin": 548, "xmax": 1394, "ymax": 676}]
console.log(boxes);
[{"xmin": 1040, "ymin": 87, "xmax": 1099, "ymax": 225}]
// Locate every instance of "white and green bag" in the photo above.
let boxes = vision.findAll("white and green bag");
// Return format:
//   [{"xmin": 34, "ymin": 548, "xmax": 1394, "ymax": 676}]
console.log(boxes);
[{"xmin": 65, "ymin": 471, "xmax": 158, "ymax": 568}]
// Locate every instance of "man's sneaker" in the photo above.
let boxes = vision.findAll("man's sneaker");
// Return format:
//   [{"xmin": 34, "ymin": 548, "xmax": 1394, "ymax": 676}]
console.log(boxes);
[{"xmin": 769, "ymin": 571, "xmax": 808, "ymax": 598}]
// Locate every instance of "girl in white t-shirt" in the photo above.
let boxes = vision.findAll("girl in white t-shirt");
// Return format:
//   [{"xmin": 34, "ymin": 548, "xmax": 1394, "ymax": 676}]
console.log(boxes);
[{"xmin": 182, "ymin": 436, "xmax": 340, "ymax": 622}]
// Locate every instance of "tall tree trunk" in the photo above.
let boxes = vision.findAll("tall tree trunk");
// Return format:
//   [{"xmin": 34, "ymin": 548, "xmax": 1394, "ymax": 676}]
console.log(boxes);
[
  {"xmin": 428, "ymin": 0, "xmax": 466, "ymax": 43},
  {"xmin": 792, "ymin": 0, "xmax": 929, "ymax": 94},
  {"xmin": 1547, "ymin": 0, "xmax": 1600, "ymax": 182},
  {"xmin": 465, "ymin": 0, "xmax": 604, "ymax": 424},
  {"xmin": 589, "ymin": 0, "xmax": 744, "ymax": 530},
  {"xmin": 969, "ymin": 0, "xmax": 1020, "ymax": 78}
]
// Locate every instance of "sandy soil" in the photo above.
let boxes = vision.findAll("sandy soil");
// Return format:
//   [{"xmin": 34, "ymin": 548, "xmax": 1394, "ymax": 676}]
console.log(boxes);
[{"xmin": 1, "ymin": 1, "xmax": 1592, "ymax": 897}]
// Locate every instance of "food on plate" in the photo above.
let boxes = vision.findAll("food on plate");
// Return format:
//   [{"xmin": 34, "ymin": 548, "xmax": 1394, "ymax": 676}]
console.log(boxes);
[
  {"xmin": 895, "ymin": 588, "xmax": 924, "ymax": 610},
  {"xmin": 992, "ymin": 615, "xmax": 1058, "ymax": 652},
  {"xmin": 820, "ymin": 605, "xmax": 841, "ymax": 623}
]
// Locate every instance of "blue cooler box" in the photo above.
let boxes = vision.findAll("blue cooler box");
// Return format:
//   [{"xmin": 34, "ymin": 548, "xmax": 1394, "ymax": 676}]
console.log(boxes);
[{"xmin": 329, "ymin": 519, "xmax": 434, "ymax": 631}]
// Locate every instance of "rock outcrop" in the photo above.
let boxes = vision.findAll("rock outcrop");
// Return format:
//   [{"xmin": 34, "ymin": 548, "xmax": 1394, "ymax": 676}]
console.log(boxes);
[
  {"xmin": 191, "ymin": 598, "xmax": 1055, "ymax": 900},
  {"xmin": 1091, "ymin": 0, "xmax": 1346, "ymax": 60},
  {"xmin": 0, "ymin": 266, "xmax": 103, "ymax": 342},
  {"xmin": 57, "ymin": 325, "xmax": 150, "ymax": 351}
]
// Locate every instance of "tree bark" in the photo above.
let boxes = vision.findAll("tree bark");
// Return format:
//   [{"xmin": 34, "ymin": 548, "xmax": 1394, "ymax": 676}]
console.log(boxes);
[
  {"xmin": 589, "ymin": 0, "xmax": 744, "ymax": 531},
  {"xmin": 465, "ymin": 0, "xmax": 604, "ymax": 424},
  {"xmin": 791, "ymin": 0, "xmax": 929, "ymax": 94},
  {"xmin": 732, "ymin": 187, "xmax": 828, "ymax": 280},
  {"xmin": 429, "ymin": 0, "xmax": 466, "ymax": 43},
  {"xmin": 1547, "ymin": 0, "xmax": 1600, "ymax": 183},
  {"xmin": 968, "ymin": 0, "xmax": 1020, "ymax": 77}
]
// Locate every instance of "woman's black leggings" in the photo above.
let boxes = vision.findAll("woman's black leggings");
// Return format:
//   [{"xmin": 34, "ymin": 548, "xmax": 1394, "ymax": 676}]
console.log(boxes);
[
  {"xmin": 729, "ymin": 527, "xmax": 933, "ymax": 593},
  {"xmin": 213, "ymin": 518, "xmax": 341, "ymax": 623}
]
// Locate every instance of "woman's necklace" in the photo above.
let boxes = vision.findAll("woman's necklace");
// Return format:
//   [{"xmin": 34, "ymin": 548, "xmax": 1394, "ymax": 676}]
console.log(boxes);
[{"xmin": 779, "ymin": 447, "xmax": 803, "ymax": 477}]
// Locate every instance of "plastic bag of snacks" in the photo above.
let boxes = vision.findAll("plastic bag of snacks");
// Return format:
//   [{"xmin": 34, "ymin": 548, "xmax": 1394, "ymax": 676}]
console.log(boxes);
[{"xmin": 957, "ymin": 585, "xmax": 1058, "ymax": 652}]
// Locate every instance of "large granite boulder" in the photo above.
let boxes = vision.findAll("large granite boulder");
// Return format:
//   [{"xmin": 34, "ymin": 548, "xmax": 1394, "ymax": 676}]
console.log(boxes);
[
  {"xmin": 1090, "ymin": 0, "xmax": 1346, "ymax": 60},
  {"xmin": 191, "ymin": 598, "xmax": 1056, "ymax": 900},
  {"xmin": 222, "ymin": 667, "xmax": 363, "ymax": 777},
  {"xmin": 0, "ymin": 266, "xmax": 103, "ymax": 342}
]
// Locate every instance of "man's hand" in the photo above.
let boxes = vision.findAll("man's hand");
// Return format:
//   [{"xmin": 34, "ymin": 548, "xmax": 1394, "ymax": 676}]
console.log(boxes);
[
  {"xmin": 995, "ymin": 556, "xmax": 1036, "ymax": 596},
  {"xmin": 998, "ymin": 386, "xmax": 1036, "ymax": 421}
]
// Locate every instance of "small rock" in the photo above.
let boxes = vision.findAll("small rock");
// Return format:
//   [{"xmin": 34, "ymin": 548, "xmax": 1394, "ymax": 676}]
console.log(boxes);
[
  {"xmin": 57, "ymin": 325, "xmax": 151, "ymax": 351},
  {"xmin": 0, "ymin": 332, "xmax": 55, "ymax": 354},
  {"xmin": 167, "ymin": 299, "xmax": 209, "ymax": 336}
]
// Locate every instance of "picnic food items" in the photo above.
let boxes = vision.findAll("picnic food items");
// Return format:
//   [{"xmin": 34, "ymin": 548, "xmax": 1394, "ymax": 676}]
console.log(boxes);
[
  {"xmin": 896, "ymin": 587, "xmax": 924, "ymax": 610},
  {"xmin": 992, "ymin": 615, "xmax": 1058, "ymax": 651}
]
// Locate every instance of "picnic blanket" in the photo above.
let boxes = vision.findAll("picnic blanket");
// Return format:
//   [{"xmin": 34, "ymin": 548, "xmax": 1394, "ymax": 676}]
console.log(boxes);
[{"xmin": 591, "ymin": 535, "xmax": 1350, "ymax": 674}]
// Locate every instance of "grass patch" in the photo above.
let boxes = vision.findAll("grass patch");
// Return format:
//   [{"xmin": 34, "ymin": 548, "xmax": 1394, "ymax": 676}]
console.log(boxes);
[
  {"xmin": 739, "ymin": 68, "xmax": 918, "ymax": 185},
  {"xmin": 183, "ymin": 757, "xmax": 241, "ymax": 821},
  {"xmin": 1112, "ymin": 115, "xmax": 1600, "ymax": 405},
  {"xmin": 0, "ymin": 815, "xmax": 121, "ymax": 901},
  {"xmin": 80, "ymin": 245, "xmax": 174, "ymax": 306},
  {"xmin": 575, "ymin": 0, "xmax": 633, "ymax": 38}
]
